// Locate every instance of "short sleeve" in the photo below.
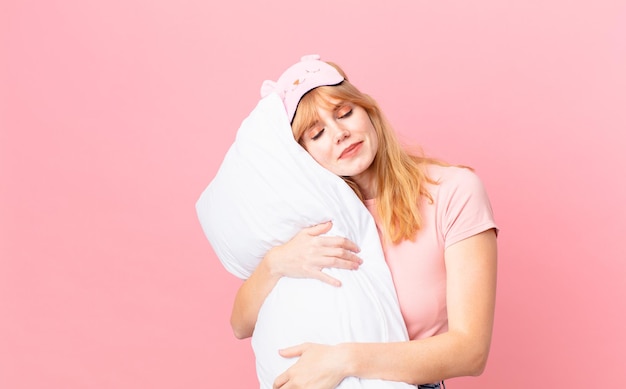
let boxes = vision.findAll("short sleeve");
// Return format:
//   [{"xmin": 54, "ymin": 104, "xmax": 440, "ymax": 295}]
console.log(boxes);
[{"xmin": 438, "ymin": 167, "xmax": 499, "ymax": 248}]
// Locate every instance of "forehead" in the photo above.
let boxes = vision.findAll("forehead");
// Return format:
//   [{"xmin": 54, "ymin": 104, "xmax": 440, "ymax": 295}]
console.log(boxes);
[
  {"xmin": 312, "ymin": 95, "xmax": 349, "ymax": 113},
  {"xmin": 293, "ymin": 89, "xmax": 353, "ymax": 137},
  {"xmin": 306, "ymin": 99, "xmax": 352, "ymax": 127}
]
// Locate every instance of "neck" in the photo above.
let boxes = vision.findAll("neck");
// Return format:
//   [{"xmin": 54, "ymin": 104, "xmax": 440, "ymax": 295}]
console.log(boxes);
[{"xmin": 352, "ymin": 171, "xmax": 377, "ymax": 200}]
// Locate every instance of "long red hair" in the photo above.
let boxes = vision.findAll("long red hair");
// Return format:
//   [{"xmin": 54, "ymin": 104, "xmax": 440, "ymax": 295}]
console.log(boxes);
[{"xmin": 292, "ymin": 63, "xmax": 450, "ymax": 244}]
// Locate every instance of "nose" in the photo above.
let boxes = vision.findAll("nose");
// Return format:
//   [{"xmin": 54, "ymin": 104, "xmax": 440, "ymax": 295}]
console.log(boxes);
[{"xmin": 334, "ymin": 126, "xmax": 350, "ymax": 144}]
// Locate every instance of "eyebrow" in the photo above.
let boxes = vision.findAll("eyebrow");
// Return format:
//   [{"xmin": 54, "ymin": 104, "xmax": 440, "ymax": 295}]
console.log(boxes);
[
  {"xmin": 332, "ymin": 101, "xmax": 348, "ymax": 112},
  {"xmin": 302, "ymin": 101, "xmax": 350, "ymax": 133},
  {"xmin": 304, "ymin": 119, "xmax": 320, "ymax": 133}
]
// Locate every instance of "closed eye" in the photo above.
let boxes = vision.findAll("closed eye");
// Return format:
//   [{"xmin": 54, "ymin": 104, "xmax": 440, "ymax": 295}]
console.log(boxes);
[
  {"xmin": 311, "ymin": 128, "xmax": 325, "ymax": 140},
  {"xmin": 338, "ymin": 108, "xmax": 352, "ymax": 119}
]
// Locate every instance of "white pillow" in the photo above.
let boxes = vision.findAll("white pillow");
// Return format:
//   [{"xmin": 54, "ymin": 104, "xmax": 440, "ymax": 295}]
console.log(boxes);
[{"xmin": 196, "ymin": 93, "xmax": 414, "ymax": 389}]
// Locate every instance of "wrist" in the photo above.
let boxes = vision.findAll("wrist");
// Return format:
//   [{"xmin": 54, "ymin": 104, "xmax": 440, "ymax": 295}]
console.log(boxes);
[
  {"xmin": 338, "ymin": 343, "xmax": 360, "ymax": 378},
  {"xmin": 262, "ymin": 246, "xmax": 285, "ymax": 279}
]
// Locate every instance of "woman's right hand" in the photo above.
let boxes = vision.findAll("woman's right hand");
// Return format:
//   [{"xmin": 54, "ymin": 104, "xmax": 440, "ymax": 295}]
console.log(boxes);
[
  {"xmin": 267, "ymin": 221, "xmax": 363, "ymax": 287},
  {"xmin": 230, "ymin": 221, "xmax": 362, "ymax": 339}
]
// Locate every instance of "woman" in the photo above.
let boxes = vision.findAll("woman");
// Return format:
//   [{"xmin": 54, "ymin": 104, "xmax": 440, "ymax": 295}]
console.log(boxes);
[{"xmin": 232, "ymin": 55, "xmax": 498, "ymax": 389}]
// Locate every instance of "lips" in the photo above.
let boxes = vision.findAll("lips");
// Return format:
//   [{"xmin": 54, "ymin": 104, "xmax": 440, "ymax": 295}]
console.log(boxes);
[{"xmin": 339, "ymin": 141, "xmax": 363, "ymax": 159}]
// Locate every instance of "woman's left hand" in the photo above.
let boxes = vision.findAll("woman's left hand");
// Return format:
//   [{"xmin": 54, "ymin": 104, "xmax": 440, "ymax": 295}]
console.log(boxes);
[{"xmin": 273, "ymin": 343, "xmax": 350, "ymax": 389}]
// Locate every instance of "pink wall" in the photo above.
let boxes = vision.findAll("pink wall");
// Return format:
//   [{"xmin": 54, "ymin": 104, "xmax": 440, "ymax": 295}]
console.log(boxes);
[{"xmin": 2, "ymin": 0, "xmax": 625, "ymax": 387}]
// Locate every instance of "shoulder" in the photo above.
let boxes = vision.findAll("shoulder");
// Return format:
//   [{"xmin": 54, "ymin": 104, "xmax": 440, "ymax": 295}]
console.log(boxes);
[
  {"xmin": 424, "ymin": 164, "xmax": 498, "ymax": 245},
  {"xmin": 425, "ymin": 164, "xmax": 485, "ymax": 195}
]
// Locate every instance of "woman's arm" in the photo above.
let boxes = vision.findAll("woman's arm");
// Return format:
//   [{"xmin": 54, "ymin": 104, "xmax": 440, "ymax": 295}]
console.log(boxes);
[
  {"xmin": 230, "ymin": 221, "xmax": 363, "ymax": 339},
  {"xmin": 274, "ymin": 229, "xmax": 497, "ymax": 387}
]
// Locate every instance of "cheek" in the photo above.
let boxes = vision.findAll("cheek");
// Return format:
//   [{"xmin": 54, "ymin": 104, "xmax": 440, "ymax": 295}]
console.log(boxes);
[
  {"xmin": 371, "ymin": 134, "xmax": 379, "ymax": 152},
  {"xmin": 306, "ymin": 145, "xmax": 332, "ymax": 168}
]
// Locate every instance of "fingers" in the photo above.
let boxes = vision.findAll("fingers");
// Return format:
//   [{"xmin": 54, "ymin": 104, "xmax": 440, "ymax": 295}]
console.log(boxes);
[
  {"xmin": 273, "ymin": 373, "xmax": 288, "ymax": 389},
  {"xmin": 276, "ymin": 222, "xmax": 364, "ymax": 284},
  {"xmin": 316, "ymin": 238, "xmax": 363, "ymax": 275},
  {"xmin": 314, "ymin": 272, "xmax": 342, "ymax": 287},
  {"xmin": 325, "ymin": 247, "xmax": 363, "ymax": 265},
  {"xmin": 322, "ymin": 235, "xmax": 361, "ymax": 254},
  {"xmin": 305, "ymin": 222, "xmax": 361, "ymax": 254},
  {"xmin": 306, "ymin": 221, "xmax": 333, "ymax": 236},
  {"xmin": 273, "ymin": 344, "xmax": 308, "ymax": 388},
  {"xmin": 279, "ymin": 343, "xmax": 307, "ymax": 358},
  {"xmin": 310, "ymin": 246, "xmax": 361, "ymax": 270},
  {"xmin": 339, "ymin": 236, "xmax": 361, "ymax": 254}
]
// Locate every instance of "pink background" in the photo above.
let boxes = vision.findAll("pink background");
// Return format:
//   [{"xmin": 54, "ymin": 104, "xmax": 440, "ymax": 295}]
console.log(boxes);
[{"xmin": 2, "ymin": 0, "xmax": 625, "ymax": 387}]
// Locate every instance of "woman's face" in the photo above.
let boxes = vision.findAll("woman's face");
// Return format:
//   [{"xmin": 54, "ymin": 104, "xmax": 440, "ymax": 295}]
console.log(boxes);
[{"xmin": 298, "ymin": 98, "xmax": 378, "ymax": 186}]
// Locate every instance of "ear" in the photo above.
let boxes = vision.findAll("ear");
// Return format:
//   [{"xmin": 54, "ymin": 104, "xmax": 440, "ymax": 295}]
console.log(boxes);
[
  {"xmin": 260, "ymin": 80, "xmax": 277, "ymax": 98},
  {"xmin": 300, "ymin": 54, "xmax": 321, "ymax": 61}
]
